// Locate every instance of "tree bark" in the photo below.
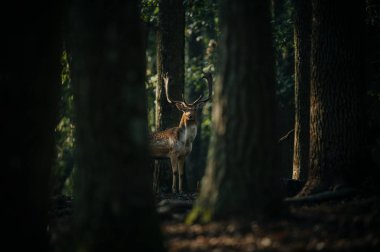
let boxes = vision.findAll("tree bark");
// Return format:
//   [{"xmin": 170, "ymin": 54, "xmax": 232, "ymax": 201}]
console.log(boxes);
[
  {"xmin": 1, "ymin": 2, "xmax": 61, "ymax": 250},
  {"xmin": 292, "ymin": 0, "xmax": 311, "ymax": 180},
  {"xmin": 299, "ymin": 0, "xmax": 365, "ymax": 196},
  {"xmin": 365, "ymin": 0, "xmax": 380, "ymax": 194},
  {"xmin": 68, "ymin": 1, "xmax": 164, "ymax": 251},
  {"xmin": 156, "ymin": 0, "xmax": 185, "ymax": 130},
  {"xmin": 154, "ymin": 0, "xmax": 185, "ymax": 192},
  {"xmin": 190, "ymin": 0, "xmax": 281, "ymax": 220}
]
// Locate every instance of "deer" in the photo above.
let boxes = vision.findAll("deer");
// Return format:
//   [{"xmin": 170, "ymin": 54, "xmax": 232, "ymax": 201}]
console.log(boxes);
[{"xmin": 150, "ymin": 72, "xmax": 212, "ymax": 193}]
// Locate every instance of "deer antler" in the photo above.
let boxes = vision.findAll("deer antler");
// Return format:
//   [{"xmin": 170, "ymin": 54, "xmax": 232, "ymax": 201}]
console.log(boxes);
[
  {"xmin": 164, "ymin": 72, "xmax": 212, "ymax": 107},
  {"xmin": 164, "ymin": 73, "xmax": 185, "ymax": 105},
  {"xmin": 190, "ymin": 72, "xmax": 213, "ymax": 105}
]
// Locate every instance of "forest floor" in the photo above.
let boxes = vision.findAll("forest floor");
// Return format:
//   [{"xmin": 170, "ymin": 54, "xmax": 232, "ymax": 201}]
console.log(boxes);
[
  {"xmin": 156, "ymin": 192, "xmax": 380, "ymax": 252},
  {"xmin": 49, "ymin": 192, "xmax": 380, "ymax": 252}
]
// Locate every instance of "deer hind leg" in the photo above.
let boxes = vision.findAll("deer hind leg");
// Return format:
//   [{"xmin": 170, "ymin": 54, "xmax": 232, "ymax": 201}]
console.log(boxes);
[
  {"xmin": 178, "ymin": 157, "xmax": 185, "ymax": 193},
  {"xmin": 170, "ymin": 156, "xmax": 179, "ymax": 193}
]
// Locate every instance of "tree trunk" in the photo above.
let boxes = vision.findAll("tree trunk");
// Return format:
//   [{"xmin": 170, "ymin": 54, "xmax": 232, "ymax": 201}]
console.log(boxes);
[
  {"xmin": 190, "ymin": 0, "xmax": 281, "ymax": 220},
  {"xmin": 1, "ymin": 2, "xmax": 61, "ymax": 250},
  {"xmin": 68, "ymin": 1, "xmax": 164, "ymax": 251},
  {"xmin": 154, "ymin": 0, "xmax": 185, "ymax": 192},
  {"xmin": 299, "ymin": 0, "xmax": 365, "ymax": 196},
  {"xmin": 365, "ymin": 0, "xmax": 380, "ymax": 194},
  {"xmin": 292, "ymin": 0, "xmax": 311, "ymax": 181}
]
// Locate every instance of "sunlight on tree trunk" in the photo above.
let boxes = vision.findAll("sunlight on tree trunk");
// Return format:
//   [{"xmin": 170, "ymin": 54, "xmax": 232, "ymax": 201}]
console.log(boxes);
[{"xmin": 292, "ymin": 0, "xmax": 311, "ymax": 181}]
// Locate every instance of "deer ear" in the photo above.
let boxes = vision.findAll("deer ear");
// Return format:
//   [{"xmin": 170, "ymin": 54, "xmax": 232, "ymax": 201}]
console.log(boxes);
[{"xmin": 175, "ymin": 103, "xmax": 187, "ymax": 111}]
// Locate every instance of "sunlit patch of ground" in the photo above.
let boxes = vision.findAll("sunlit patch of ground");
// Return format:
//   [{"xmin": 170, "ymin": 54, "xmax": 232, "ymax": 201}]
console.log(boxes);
[{"xmin": 163, "ymin": 221, "xmax": 275, "ymax": 251}]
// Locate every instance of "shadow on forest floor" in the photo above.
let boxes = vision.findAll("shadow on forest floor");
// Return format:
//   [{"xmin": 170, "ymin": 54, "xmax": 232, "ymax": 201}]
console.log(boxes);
[
  {"xmin": 49, "ymin": 193, "xmax": 380, "ymax": 251},
  {"xmin": 156, "ymin": 193, "xmax": 380, "ymax": 252}
]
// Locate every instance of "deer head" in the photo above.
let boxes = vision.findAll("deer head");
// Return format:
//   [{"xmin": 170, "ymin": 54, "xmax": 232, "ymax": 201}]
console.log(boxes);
[{"xmin": 163, "ymin": 72, "xmax": 212, "ymax": 123}]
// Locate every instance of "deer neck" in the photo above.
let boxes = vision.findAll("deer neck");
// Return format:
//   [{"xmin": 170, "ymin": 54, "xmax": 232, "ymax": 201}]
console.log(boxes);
[
  {"xmin": 178, "ymin": 115, "xmax": 196, "ymax": 129},
  {"xmin": 178, "ymin": 115, "xmax": 197, "ymax": 145}
]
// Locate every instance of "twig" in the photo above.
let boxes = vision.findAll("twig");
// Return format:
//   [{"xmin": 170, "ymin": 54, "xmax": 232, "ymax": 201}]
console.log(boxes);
[{"xmin": 278, "ymin": 129, "xmax": 294, "ymax": 143}]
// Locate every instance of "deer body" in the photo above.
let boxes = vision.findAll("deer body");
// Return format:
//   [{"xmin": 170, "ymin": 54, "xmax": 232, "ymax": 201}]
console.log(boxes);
[
  {"xmin": 150, "ymin": 73, "xmax": 212, "ymax": 193},
  {"xmin": 150, "ymin": 119, "xmax": 197, "ymax": 159}
]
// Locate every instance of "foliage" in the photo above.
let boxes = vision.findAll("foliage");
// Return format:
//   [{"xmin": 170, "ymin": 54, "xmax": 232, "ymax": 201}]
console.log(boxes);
[
  {"xmin": 184, "ymin": 0, "xmax": 219, "ymax": 39},
  {"xmin": 272, "ymin": 0, "xmax": 294, "ymax": 108},
  {"xmin": 52, "ymin": 50, "xmax": 76, "ymax": 197},
  {"xmin": 184, "ymin": 0, "xmax": 219, "ymax": 184},
  {"xmin": 146, "ymin": 73, "xmax": 158, "ymax": 131},
  {"xmin": 185, "ymin": 0, "xmax": 219, "ymax": 71},
  {"xmin": 141, "ymin": 0, "xmax": 159, "ymax": 26}
]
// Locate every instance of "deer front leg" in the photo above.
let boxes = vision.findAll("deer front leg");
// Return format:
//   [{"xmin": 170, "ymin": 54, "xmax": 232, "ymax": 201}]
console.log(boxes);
[
  {"xmin": 170, "ymin": 156, "xmax": 178, "ymax": 193},
  {"xmin": 178, "ymin": 157, "xmax": 185, "ymax": 193}
]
